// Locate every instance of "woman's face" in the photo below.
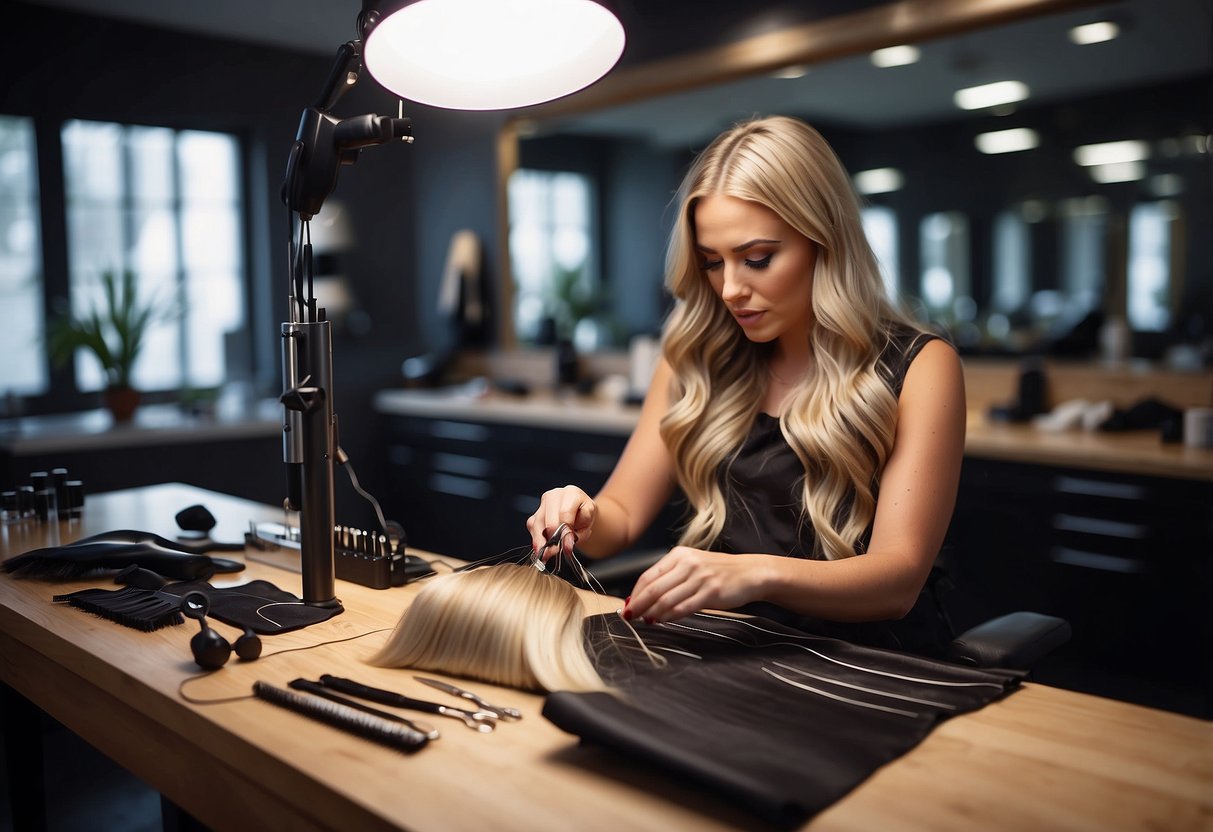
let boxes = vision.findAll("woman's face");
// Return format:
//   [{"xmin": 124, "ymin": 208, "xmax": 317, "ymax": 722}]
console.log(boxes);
[{"xmin": 693, "ymin": 194, "xmax": 818, "ymax": 350}]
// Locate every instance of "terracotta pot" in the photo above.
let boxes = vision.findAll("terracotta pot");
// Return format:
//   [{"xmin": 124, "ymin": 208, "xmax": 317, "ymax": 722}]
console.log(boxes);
[{"xmin": 104, "ymin": 386, "xmax": 140, "ymax": 422}]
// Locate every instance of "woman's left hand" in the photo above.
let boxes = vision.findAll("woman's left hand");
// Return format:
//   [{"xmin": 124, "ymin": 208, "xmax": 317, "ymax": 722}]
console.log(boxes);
[{"xmin": 623, "ymin": 547, "xmax": 771, "ymax": 623}]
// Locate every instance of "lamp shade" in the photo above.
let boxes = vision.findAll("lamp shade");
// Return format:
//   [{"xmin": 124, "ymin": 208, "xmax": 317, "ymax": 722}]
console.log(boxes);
[{"xmin": 362, "ymin": 0, "xmax": 625, "ymax": 110}]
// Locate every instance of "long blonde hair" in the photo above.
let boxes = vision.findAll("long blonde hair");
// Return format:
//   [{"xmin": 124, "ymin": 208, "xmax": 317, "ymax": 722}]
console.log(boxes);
[
  {"xmin": 661, "ymin": 116, "xmax": 924, "ymax": 560},
  {"xmin": 368, "ymin": 564, "xmax": 607, "ymax": 693}
]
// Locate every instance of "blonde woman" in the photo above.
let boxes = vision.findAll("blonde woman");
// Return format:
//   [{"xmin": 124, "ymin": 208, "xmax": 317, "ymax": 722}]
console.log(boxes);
[{"xmin": 527, "ymin": 116, "xmax": 966, "ymax": 655}]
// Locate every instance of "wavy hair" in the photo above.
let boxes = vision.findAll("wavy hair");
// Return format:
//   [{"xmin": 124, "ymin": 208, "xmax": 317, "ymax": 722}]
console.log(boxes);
[{"xmin": 660, "ymin": 116, "xmax": 925, "ymax": 560}]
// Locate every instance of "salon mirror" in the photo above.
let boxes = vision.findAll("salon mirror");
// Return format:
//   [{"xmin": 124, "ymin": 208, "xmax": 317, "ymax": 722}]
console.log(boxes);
[{"xmin": 498, "ymin": 0, "xmax": 1211, "ymax": 360}]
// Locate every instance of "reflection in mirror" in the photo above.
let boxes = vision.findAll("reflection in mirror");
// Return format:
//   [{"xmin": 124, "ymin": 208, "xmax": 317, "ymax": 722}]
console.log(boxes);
[
  {"xmin": 507, "ymin": 169, "xmax": 599, "ymax": 346},
  {"xmin": 504, "ymin": 0, "xmax": 1211, "ymax": 361}
]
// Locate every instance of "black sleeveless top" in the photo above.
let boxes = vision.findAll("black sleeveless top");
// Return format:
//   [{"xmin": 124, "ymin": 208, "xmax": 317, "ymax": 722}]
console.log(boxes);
[{"xmin": 712, "ymin": 324, "xmax": 953, "ymax": 656}]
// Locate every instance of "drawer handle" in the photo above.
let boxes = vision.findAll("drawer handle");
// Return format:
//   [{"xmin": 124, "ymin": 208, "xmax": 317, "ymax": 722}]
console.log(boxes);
[
  {"xmin": 428, "ymin": 421, "xmax": 490, "ymax": 442},
  {"xmin": 1050, "ymin": 546, "xmax": 1149, "ymax": 574},
  {"xmin": 428, "ymin": 473, "xmax": 491, "ymax": 500},
  {"xmin": 1052, "ymin": 514, "xmax": 1148, "ymax": 539},
  {"xmin": 571, "ymin": 451, "xmax": 617, "ymax": 473},
  {"xmin": 512, "ymin": 495, "xmax": 539, "ymax": 514},
  {"xmin": 432, "ymin": 452, "xmax": 492, "ymax": 478},
  {"xmin": 1052, "ymin": 476, "xmax": 1145, "ymax": 500}
]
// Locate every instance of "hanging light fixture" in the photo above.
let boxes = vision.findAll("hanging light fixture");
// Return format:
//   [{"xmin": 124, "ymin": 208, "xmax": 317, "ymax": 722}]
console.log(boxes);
[{"xmin": 360, "ymin": 0, "xmax": 626, "ymax": 110}]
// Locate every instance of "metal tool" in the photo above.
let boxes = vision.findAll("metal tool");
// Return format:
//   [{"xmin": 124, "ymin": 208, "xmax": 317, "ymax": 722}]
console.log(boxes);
[
  {"xmin": 532, "ymin": 522, "xmax": 572, "ymax": 571},
  {"xmin": 318, "ymin": 675, "xmax": 497, "ymax": 732},
  {"xmin": 415, "ymin": 676, "xmax": 523, "ymax": 721}
]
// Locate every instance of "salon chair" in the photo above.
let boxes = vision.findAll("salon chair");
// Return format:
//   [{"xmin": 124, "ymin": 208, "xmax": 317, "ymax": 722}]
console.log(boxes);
[{"xmin": 586, "ymin": 552, "xmax": 1071, "ymax": 672}]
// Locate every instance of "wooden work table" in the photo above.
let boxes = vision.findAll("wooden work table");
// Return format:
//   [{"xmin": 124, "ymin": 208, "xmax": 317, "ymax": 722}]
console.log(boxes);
[{"xmin": 1, "ymin": 483, "xmax": 1210, "ymax": 831}]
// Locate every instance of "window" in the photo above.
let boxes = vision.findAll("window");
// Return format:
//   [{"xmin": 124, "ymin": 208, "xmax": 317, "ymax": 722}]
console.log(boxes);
[
  {"xmin": 861, "ymin": 206, "xmax": 899, "ymax": 301},
  {"xmin": 1127, "ymin": 201, "xmax": 1178, "ymax": 332},
  {"xmin": 61, "ymin": 120, "xmax": 245, "ymax": 392},
  {"xmin": 507, "ymin": 169, "xmax": 596, "ymax": 344},
  {"xmin": 919, "ymin": 211, "xmax": 970, "ymax": 320},
  {"xmin": 1059, "ymin": 196, "xmax": 1109, "ymax": 315},
  {"xmin": 991, "ymin": 207, "xmax": 1030, "ymax": 314},
  {"xmin": 0, "ymin": 116, "xmax": 45, "ymax": 396}
]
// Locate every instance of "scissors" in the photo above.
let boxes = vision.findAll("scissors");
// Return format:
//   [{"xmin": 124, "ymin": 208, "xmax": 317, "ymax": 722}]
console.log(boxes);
[{"xmin": 531, "ymin": 522, "xmax": 573, "ymax": 571}]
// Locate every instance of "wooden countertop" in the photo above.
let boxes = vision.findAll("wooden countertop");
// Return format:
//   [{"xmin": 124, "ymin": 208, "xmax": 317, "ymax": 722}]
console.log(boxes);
[
  {"xmin": 375, "ymin": 388, "xmax": 1213, "ymax": 482},
  {"xmin": 0, "ymin": 400, "xmax": 281, "ymax": 455},
  {"xmin": 2, "ymin": 483, "xmax": 1210, "ymax": 831}
]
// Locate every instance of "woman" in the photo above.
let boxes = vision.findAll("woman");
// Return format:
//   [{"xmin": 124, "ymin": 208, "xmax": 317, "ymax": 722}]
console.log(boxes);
[{"xmin": 527, "ymin": 116, "xmax": 966, "ymax": 655}]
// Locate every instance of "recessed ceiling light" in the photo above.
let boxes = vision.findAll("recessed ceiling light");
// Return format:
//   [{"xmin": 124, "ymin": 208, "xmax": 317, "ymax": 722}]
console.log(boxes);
[
  {"xmin": 1148, "ymin": 173, "xmax": 1184, "ymax": 197},
  {"xmin": 771, "ymin": 64, "xmax": 808, "ymax": 80},
  {"xmin": 870, "ymin": 45, "xmax": 920, "ymax": 68},
  {"xmin": 1069, "ymin": 21, "xmax": 1119, "ymax": 45},
  {"xmin": 974, "ymin": 127, "xmax": 1039, "ymax": 154},
  {"xmin": 853, "ymin": 167, "xmax": 904, "ymax": 194},
  {"xmin": 1073, "ymin": 140, "xmax": 1149, "ymax": 166},
  {"xmin": 1089, "ymin": 161, "xmax": 1145, "ymax": 183},
  {"xmin": 954, "ymin": 80, "xmax": 1030, "ymax": 110}
]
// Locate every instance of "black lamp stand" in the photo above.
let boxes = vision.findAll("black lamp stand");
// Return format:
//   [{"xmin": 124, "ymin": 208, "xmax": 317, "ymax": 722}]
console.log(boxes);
[{"xmin": 279, "ymin": 33, "xmax": 412, "ymax": 608}]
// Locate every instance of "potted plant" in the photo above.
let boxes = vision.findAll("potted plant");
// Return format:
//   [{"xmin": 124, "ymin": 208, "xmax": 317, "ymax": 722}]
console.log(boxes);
[{"xmin": 48, "ymin": 269, "xmax": 171, "ymax": 422}]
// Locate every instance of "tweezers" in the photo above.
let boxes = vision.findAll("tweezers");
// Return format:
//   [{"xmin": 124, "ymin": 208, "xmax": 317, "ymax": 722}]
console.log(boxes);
[
  {"xmin": 318, "ymin": 675, "xmax": 498, "ymax": 732},
  {"xmin": 531, "ymin": 522, "xmax": 571, "ymax": 571}
]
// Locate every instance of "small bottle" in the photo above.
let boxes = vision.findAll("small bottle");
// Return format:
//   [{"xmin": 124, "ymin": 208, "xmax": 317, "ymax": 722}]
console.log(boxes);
[
  {"xmin": 34, "ymin": 488, "xmax": 58, "ymax": 524},
  {"xmin": 65, "ymin": 481, "xmax": 85, "ymax": 519},
  {"xmin": 51, "ymin": 468, "xmax": 70, "ymax": 512},
  {"xmin": 2, "ymin": 490, "xmax": 20, "ymax": 524},
  {"xmin": 17, "ymin": 485, "xmax": 35, "ymax": 519}
]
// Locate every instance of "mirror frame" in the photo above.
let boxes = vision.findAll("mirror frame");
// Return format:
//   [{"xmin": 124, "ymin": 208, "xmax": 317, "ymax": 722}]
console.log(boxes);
[{"xmin": 494, "ymin": 0, "xmax": 1102, "ymax": 347}]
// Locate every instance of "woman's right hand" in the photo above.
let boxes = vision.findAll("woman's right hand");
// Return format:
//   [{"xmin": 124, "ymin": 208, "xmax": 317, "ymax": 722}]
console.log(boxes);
[{"xmin": 526, "ymin": 486, "xmax": 596, "ymax": 562}]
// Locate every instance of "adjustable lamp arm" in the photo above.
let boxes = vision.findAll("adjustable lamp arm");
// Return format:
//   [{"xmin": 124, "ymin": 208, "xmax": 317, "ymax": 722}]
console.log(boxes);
[{"xmin": 282, "ymin": 39, "xmax": 413, "ymax": 221}]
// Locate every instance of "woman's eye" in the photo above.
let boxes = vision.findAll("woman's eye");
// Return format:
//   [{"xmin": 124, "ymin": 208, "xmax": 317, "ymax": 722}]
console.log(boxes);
[
  {"xmin": 700, "ymin": 259, "xmax": 723, "ymax": 272},
  {"xmin": 745, "ymin": 254, "xmax": 773, "ymax": 270}
]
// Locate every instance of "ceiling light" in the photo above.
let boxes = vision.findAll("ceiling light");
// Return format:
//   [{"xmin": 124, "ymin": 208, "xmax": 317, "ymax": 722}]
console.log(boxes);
[
  {"xmin": 1148, "ymin": 173, "xmax": 1184, "ymax": 197},
  {"xmin": 1089, "ymin": 161, "xmax": 1145, "ymax": 183},
  {"xmin": 363, "ymin": 0, "xmax": 626, "ymax": 110},
  {"xmin": 1069, "ymin": 21, "xmax": 1119, "ymax": 45},
  {"xmin": 771, "ymin": 64, "xmax": 808, "ymax": 80},
  {"xmin": 953, "ymin": 80, "xmax": 1029, "ymax": 111},
  {"xmin": 870, "ymin": 45, "xmax": 920, "ymax": 68},
  {"xmin": 1073, "ymin": 140, "xmax": 1149, "ymax": 167},
  {"xmin": 853, "ymin": 167, "xmax": 904, "ymax": 194},
  {"xmin": 975, "ymin": 127, "xmax": 1039, "ymax": 154}
]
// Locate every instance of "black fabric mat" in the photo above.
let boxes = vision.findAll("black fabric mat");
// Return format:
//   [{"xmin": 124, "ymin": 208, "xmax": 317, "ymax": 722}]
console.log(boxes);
[
  {"xmin": 544, "ymin": 613, "xmax": 1025, "ymax": 827},
  {"xmin": 162, "ymin": 580, "xmax": 342, "ymax": 634}
]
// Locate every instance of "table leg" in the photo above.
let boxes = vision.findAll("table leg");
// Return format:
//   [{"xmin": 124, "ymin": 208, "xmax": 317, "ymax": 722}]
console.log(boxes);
[{"xmin": 0, "ymin": 681, "xmax": 47, "ymax": 832}]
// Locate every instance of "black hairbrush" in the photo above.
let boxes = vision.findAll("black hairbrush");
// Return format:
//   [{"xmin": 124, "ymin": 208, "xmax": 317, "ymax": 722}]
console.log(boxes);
[{"xmin": 3, "ymin": 530, "xmax": 245, "ymax": 581}]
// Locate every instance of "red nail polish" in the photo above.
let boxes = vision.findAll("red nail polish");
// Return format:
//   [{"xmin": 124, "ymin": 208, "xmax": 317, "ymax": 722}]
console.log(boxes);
[
  {"xmin": 624, "ymin": 595, "xmax": 631, "ymax": 606},
  {"xmin": 621, "ymin": 608, "xmax": 633, "ymax": 621}
]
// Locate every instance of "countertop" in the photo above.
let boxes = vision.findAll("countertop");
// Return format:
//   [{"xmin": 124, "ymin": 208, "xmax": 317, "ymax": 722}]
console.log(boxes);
[
  {"xmin": 2, "ymin": 483, "xmax": 1210, "ymax": 831},
  {"xmin": 0, "ymin": 400, "xmax": 282, "ymax": 455},
  {"xmin": 375, "ymin": 387, "xmax": 1213, "ymax": 482}
]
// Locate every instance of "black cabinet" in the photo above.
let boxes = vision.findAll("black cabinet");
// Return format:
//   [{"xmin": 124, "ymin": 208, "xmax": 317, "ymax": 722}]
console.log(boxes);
[
  {"xmin": 380, "ymin": 414, "xmax": 679, "ymax": 563},
  {"xmin": 946, "ymin": 458, "xmax": 1212, "ymax": 717}
]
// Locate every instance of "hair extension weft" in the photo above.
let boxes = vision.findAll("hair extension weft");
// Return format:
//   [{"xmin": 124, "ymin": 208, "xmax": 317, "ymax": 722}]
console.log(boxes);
[{"xmin": 368, "ymin": 564, "xmax": 608, "ymax": 693}]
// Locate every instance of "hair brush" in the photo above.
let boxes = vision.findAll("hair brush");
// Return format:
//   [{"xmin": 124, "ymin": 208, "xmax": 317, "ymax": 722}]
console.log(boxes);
[{"xmin": 3, "ymin": 530, "xmax": 244, "ymax": 581}]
